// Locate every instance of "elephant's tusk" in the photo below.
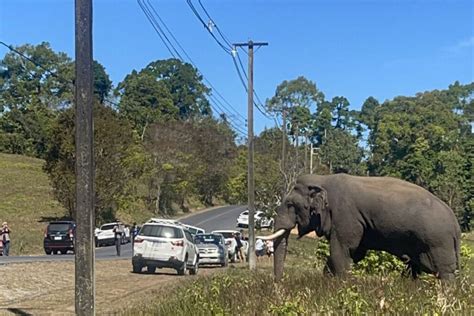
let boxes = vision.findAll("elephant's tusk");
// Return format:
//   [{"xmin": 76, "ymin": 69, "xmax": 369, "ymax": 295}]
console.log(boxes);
[{"xmin": 256, "ymin": 229, "xmax": 286, "ymax": 240}]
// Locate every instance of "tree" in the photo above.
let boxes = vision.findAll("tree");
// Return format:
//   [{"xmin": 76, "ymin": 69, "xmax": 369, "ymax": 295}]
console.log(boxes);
[
  {"xmin": 117, "ymin": 58, "xmax": 212, "ymax": 138},
  {"xmin": 44, "ymin": 103, "xmax": 143, "ymax": 223},
  {"xmin": 0, "ymin": 42, "xmax": 114, "ymax": 158},
  {"xmin": 266, "ymin": 76, "xmax": 323, "ymax": 193}
]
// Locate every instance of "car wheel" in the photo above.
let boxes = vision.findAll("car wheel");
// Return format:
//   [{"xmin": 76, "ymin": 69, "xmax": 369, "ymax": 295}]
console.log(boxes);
[
  {"xmin": 190, "ymin": 257, "xmax": 199, "ymax": 275},
  {"xmin": 52, "ymin": 250, "xmax": 58, "ymax": 255},
  {"xmin": 132, "ymin": 263, "xmax": 142, "ymax": 273},
  {"xmin": 147, "ymin": 266, "xmax": 156, "ymax": 274},
  {"xmin": 177, "ymin": 257, "xmax": 188, "ymax": 275},
  {"xmin": 45, "ymin": 249, "xmax": 52, "ymax": 255}
]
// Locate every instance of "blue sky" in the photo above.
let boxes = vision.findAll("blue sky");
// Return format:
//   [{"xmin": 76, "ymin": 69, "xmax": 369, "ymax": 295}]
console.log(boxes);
[{"xmin": 1, "ymin": 0, "xmax": 473, "ymax": 135}]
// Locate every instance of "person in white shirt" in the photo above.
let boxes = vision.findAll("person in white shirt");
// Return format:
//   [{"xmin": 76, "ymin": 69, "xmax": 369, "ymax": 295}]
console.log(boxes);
[{"xmin": 255, "ymin": 238, "xmax": 265, "ymax": 262}]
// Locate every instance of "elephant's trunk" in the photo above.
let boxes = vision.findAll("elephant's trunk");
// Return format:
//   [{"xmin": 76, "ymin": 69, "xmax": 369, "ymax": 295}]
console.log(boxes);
[{"xmin": 273, "ymin": 230, "xmax": 290, "ymax": 282}]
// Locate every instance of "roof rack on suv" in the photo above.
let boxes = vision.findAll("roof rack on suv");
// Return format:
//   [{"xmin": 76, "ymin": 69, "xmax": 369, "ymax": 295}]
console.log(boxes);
[{"xmin": 146, "ymin": 218, "xmax": 183, "ymax": 225}]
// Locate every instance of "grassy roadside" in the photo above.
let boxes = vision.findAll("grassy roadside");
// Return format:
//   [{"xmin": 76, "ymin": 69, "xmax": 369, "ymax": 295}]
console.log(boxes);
[
  {"xmin": 125, "ymin": 235, "xmax": 474, "ymax": 315},
  {"xmin": 0, "ymin": 153, "xmax": 65, "ymax": 255},
  {"xmin": 0, "ymin": 153, "xmax": 225, "ymax": 255}
]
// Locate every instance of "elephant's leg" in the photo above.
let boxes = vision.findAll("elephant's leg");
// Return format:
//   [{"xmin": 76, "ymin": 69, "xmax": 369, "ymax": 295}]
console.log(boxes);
[
  {"xmin": 325, "ymin": 237, "xmax": 351, "ymax": 276},
  {"xmin": 423, "ymin": 246, "xmax": 457, "ymax": 280},
  {"xmin": 351, "ymin": 247, "xmax": 367, "ymax": 264}
]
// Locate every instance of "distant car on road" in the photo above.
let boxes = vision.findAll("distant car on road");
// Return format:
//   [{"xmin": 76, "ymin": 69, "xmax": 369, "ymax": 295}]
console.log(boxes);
[
  {"xmin": 43, "ymin": 221, "xmax": 76, "ymax": 255},
  {"xmin": 132, "ymin": 222, "xmax": 199, "ymax": 275},
  {"xmin": 95, "ymin": 222, "xmax": 128, "ymax": 247},
  {"xmin": 211, "ymin": 230, "xmax": 248, "ymax": 263},
  {"xmin": 236, "ymin": 210, "xmax": 274, "ymax": 229},
  {"xmin": 194, "ymin": 233, "xmax": 228, "ymax": 267}
]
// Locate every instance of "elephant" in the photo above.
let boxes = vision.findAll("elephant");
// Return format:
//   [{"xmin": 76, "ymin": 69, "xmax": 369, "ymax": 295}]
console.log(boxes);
[{"xmin": 259, "ymin": 174, "xmax": 461, "ymax": 281}]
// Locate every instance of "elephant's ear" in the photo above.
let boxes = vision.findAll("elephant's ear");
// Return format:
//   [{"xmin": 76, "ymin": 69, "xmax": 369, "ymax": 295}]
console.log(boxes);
[
  {"xmin": 308, "ymin": 185, "xmax": 330, "ymax": 237},
  {"xmin": 308, "ymin": 185, "xmax": 328, "ymax": 211}
]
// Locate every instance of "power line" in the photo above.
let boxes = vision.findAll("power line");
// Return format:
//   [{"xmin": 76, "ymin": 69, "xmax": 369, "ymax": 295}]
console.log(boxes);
[
  {"xmin": 144, "ymin": 0, "xmax": 246, "ymax": 123},
  {"xmin": 186, "ymin": 2, "xmax": 274, "ymax": 121},
  {"xmin": 138, "ymin": 0, "xmax": 246, "ymax": 135},
  {"xmin": 185, "ymin": 0, "xmax": 232, "ymax": 54}
]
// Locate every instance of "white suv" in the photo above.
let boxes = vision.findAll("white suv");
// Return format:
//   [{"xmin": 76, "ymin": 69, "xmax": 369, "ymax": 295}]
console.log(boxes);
[
  {"xmin": 95, "ymin": 222, "xmax": 128, "ymax": 247},
  {"xmin": 132, "ymin": 222, "xmax": 199, "ymax": 275}
]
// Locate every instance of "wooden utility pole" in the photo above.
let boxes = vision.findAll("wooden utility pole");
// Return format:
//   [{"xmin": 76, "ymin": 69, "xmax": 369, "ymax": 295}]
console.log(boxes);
[
  {"xmin": 233, "ymin": 40, "xmax": 267, "ymax": 271},
  {"xmin": 75, "ymin": 0, "xmax": 95, "ymax": 314}
]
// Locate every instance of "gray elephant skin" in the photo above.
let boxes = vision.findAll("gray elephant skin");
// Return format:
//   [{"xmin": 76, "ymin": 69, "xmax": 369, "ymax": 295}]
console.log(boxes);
[{"xmin": 271, "ymin": 174, "xmax": 461, "ymax": 280}]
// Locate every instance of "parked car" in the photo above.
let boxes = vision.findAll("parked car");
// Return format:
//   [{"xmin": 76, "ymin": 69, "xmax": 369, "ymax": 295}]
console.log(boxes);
[
  {"xmin": 43, "ymin": 221, "xmax": 76, "ymax": 255},
  {"xmin": 182, "ymin": 224, "xmax": 205, "ymax": 236},
  {"xmin": 211, "ymin": 230, "xmax": 248, "ymax": 263},
  {"xmin": 95, "ymin": 222, "xmax": 128, "ymax": 247},
  {"xmin": 132, "ymin": 222, "xmax": 199, "ymax": 275},
  {"xmin": 194, "ymin": 233, "xmax": 228, "ymax": 267},
  {"xmin": 236, "ymin": 210, "xmax": 274, "ymax": 229}
]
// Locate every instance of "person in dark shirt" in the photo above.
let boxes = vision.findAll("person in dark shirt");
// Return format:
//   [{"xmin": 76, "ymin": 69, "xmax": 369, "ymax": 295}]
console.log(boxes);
[
  {"xmin": 113, "ymin": 224, "xmax": 123, "ymax": 256},
  {"xmin": 234, "ymin": 232, "xmax": 246, "ymax": 262}
]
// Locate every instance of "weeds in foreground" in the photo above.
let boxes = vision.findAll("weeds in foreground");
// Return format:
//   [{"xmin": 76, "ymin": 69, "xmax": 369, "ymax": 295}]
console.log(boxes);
[{"xmin": 125, "ymin": 236, "xmax": 474, "ymax": 315}]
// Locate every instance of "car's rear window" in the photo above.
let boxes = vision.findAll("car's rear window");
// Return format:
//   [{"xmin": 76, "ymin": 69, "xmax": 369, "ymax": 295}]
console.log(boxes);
[
  {"xmin": 48, "ymin": 223, "xmax": 71, "ymax": 232},
  {"xmin": 140, "ymin": 225, "xmax": 183, "ymax": 238},
  {"xmin": 101, "ymin": 224, "xmax": 116, "ymax": 231},
  {"xmin": 242, "ymin": 211, "xmax": 249, "ymax": 215},
  {"xmin": 187, "ymin": 227, "xmax": 198, "ymax": 235}
]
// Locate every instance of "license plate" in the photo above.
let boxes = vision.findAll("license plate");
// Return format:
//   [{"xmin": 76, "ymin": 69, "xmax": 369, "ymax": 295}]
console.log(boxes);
[{"xmin": 54, "ymin": 236, "xmax": 62, "ymax": 240}]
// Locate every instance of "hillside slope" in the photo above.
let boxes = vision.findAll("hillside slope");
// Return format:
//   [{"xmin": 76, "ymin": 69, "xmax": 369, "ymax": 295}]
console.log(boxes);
[{"xmin": 0, "ymin": 153, "xmax": 65, "ymax": 255}]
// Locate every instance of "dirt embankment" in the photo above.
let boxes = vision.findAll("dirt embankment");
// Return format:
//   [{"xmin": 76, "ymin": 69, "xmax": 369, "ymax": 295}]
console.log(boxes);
[{"xmin": 0, "ymin": 259, "xmax": 226, "ymax": 315}]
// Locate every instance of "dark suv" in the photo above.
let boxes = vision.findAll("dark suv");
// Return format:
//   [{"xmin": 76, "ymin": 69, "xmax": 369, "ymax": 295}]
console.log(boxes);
[{"xmin": 44, "ymin": 221, "xmax": 76, "ymax": 255}]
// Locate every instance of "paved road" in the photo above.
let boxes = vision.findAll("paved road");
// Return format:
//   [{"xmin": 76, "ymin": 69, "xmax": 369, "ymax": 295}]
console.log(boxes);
[{"xmin": 0, "ymin": 205, "xmax": 245, "ymax": 264}]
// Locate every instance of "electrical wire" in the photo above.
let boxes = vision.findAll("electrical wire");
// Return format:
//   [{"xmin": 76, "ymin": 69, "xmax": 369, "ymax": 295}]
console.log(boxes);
[
  {"xmin": 145, "ymin": 0, "xmax": 246, "ymax": 122},
  {"xmin": 185, "ymin": 1, "xmax": 275, "ymax": 122},
  {"xmin": 138, "ymin": 0, "xmax": 246, "ymax": 135}
]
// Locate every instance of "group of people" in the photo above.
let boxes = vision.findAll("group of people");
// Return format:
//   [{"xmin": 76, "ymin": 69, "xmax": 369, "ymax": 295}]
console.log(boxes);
[
  {"xmin": 233, "ymin": 231, "xmax": 274, "ymax": 263},
  {"xmin": 256, "ymin": 238, "xmax": 273, "ymax": 262},
  {"xmin": 112, "ymin": 222, "xmax": 139, "ymax": 256},
  {"xmin": 1, "ymin": 222, "xmax": 11, "ymax": 256}
]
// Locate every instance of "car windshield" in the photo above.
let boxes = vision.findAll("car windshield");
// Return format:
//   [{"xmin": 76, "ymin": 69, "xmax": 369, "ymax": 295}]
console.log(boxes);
[
  {"xmin": 140, "ymin": 225, "xmax": 183, "ymax": 238},
  {"xmin": 48, "ymin": 223, "xmax": 71, "ymax": 233},
  {"xmin": 194, "ymin": 234, "xmax": 221, "ymax": 245},
  {"xmin": 241, "ymin": 211, "xmax": 249, "ymax": 216},
  {"xmin": 100, "ymin": 224, "xmax": 116, "ymax": 231}
]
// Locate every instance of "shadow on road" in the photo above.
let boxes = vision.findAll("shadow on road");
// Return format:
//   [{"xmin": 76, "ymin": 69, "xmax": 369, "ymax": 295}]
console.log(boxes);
[{"xmin": 6, "ymin": 308, "xmax": 34, "ymax": 316}]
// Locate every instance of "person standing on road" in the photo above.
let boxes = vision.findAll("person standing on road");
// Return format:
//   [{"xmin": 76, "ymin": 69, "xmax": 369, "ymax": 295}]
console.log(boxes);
[
  {"xmin": 113, "ymin": 224, "xmax": 122, "ymax": 256},
  {"xmin": 234, "ymin": 232, "xmax": 246, "ymax": 263},
  {"xmin": 1, "ymin": 222, "xmax": 11, "ymax": 256}
]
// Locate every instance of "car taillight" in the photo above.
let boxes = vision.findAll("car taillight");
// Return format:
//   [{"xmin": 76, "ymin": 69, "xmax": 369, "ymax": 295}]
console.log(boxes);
[
  {"xmin": 44, "ymin": 227, "xmax": 48, "ymax": 238},
  {"xmin": 69, "ymin": 229, "xmax": 74, "ymax": 239},
  {"xmin": 171, "ymin": 240, "xmax": 184, "ymax": 247},
  {"xmin": 134, "ymin": 237, "xmax": 144, "ymax": 243}
]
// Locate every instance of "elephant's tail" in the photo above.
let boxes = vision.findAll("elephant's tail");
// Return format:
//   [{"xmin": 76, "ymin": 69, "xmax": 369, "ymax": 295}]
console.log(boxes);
[{"xmin": 454, "ymin": 235, "xmax": 460, "ymax": 272}]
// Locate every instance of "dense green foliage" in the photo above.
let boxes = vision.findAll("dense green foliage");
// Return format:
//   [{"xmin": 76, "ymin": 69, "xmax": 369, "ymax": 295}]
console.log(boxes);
[{"xmin": 0, "ymin": 43, "xmax": 472, "ymax": 230}]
